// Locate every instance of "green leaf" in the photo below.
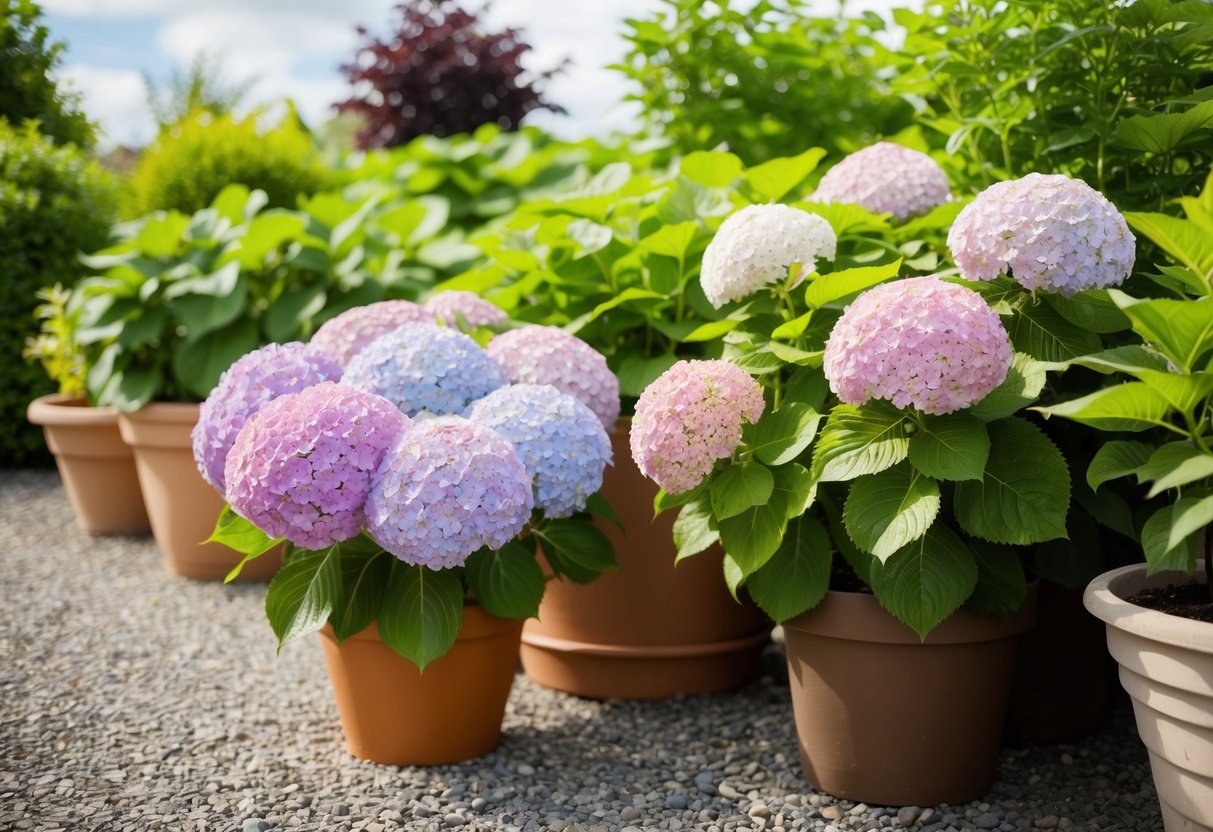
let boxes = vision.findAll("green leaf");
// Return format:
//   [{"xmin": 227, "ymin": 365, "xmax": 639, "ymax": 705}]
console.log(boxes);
[
  {"xmin": 566, "ymin": 219, "xmax": 614, "ymax": 256},
  {"xmin": 844, "ymin": 463, "xmax": 940, "ymax": 561},
  {"xmin": 722, "ymin": 552, "xmax": 745, "ymax": 600},
  {"xmin": 171, "ymin": 318, "xmax": 260, "ymax": 399},
  {"xmin": 1167, "ymin": 494, "xmax": 1213, "ymax": 554},
  {"xmin": 1113, "ymin": 98, "xmax": 1213, "ymax": 154},
  {"xmin": 732, "ymin": 349, "xmax": 785, "ymax": 375},
  {"xmin": 743, "ymin": 148, "xmax": 827, "ymax": 202},
  {"xmin": 680, "ymin": 150, "xmax": 743, "ymax": 187},
  {"xmin": 785, "ymin": 367, "xmax": 830, "ymax": 410},
  {"xmin": 264, "ymin": 546, "xmax": 342, "ymax": 649},
  {"xmin": 135, "ymin": 212, "xmax": 188, "ymax": 258},
  {"xmin": 117, "ymin": 306, "xmax": 169, "ymax": 348},
  {"xmin": 207, "ymin": 502, "xmax": 282, "ymax": 560},
  {"xmin": 717, "ymin": 501, "xmax": 787, "ymax": 577},
  {"xmin": 810, "ymin": 402, "xmax": 911, "ymax": 482},
  {"xmin": 954, "ymin": 418, "xmax": 1070, "ymax": 546},
  {"xmin": 617, "ymin": 353, "xmax": 679, "ymax": 398},
  {"xmin": 1141, "ymin": 505, "xmax": 1197, "ymax": 575},
  {"xmin": 767, "ymin": 342, "xmax": 823, "ymax": 366},
  {"xmin": 1136, "ymin": 369, "xmax": 1213, "ymax": 415},
  {"xmin": 908, "ymin": 413, "xmax": 990, "ymax": 481},
  {"xmin": 653, "ymin": 481, "xmax": 707, "ymax": 516},
  {"xmin": 534, "ymin": 517, "xmax": 619, "ymax": 576},
  {"xmin": 640, "ymin": 221, "xmax": 699, "ymax": 260},
  {"xmin": 377, "ymin": 563, "xmax": 464, "ymax": 671},
  {"xmin": 1007, "ymin": 301, "xmax": 1102, "ymax": 362},
  {"xmin": 745, "ymin": 514, "xmax": 831, "ymax": 622},
  {"xmin": 656, "ymin": 177, "xmax": 732, "ymax": 224},
  {"xmin": 803, "ymin": 260, "xmax": 902, "ymax": 309},
  {"xmin": 1108, "ymin": 289, "xmax": 1213, "ymax": 371},
  {"xmin": 966, "ymin": 542, "xmax": 1028, "ymax": 618},
  {"xmin": 465, "ymin": 542, "xmax": 546, "ymax": 620},
  {"xmin": 584, "ymin": 492, "xmax": 622, "ymax": 530},
  {"xmin": 1068, "ymin": 345, "xmax": 1172, "ymax": 375},
  {"xmin": 970, "ymin": 352, "xmax": 1049, "ymax": 421},
  {"xmin": 265, "ymin": 282, "xmax": 327, "ymax": 342},
  {"xmin": 1138, "ymin": 442, "xmax": 1213, "ymax": 497},
  {"xmin": 1034, "ymin": 383, "xmax": 1174, "ymax": 433},
  {"xmin": 673, "ymin": 499, "xmax": 719, "ymax": 562},
  {"xmin": 868, "ymin": 525, "xmax": 978, "ymax": 640},
  {"xmin": 109, "ymin": 367, "xmax": 160, "ymax": 412},
  {"xmin": 1087, "ymin": 440, "xmax": 1154, "ymax": 491},
  {"xmin": 168, "ymin": 264, "xmax": 248, "ymax": 339},
  {"xmin": 163, "ymin": 260, "xmax": 240, "ymax": 300},
  {"xmin": 710, "ymin": 461, "xmax": 775, "ymax": 520},
  {"xmin": 330, "ymin": 544, "xmax": 391, "ymax": 642},
  {"xmin": 583, "ymin": 287, "xmax": 666, "ymax": 325},
  {"xmin": 234, "ymin": 211, "xmax": 308, "ymax": 268},
  {"xmin": 1044, "ymin": 291, "xmax": 1130, "ymax": 334},
  {"xmin": 746, "ymin": 403, "xmax": 822, "ymax": 466}
]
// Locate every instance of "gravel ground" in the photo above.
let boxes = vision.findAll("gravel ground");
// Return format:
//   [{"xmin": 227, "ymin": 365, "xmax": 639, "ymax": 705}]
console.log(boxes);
[{"xmin": 1, "ymin": 470, "xmax": 1163, "ymax": 832}]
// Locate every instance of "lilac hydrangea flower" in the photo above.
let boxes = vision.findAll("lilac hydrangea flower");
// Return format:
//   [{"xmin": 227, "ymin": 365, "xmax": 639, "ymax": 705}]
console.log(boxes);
[
  {"xmin": 366, "ymin": 417, "xmax": 534, "ymax": 569},
  {"xmin": 223, "ymin": 382, "xmax": 411, "ymax": 550},
  {"xmin": 309, "ymin": 300, "xmax": 436, "ymax": 366},
  {"xmin": 630, "ymin": 360, "xmax": 765, "ymax": 495},
  {"xmin": 342, "ymin": 323, "xmax": 507, "ymax": 418},
  {"xmin": 947, "ymin": 173, "xmax": 1135, "ymax": 296},
  {"xmin": 486, "ymin": 325, "xmax": 621, "ymax": 430},
  {"xmin": 424, "ymin": 290, "xmax": 508, "ymax": 328},
  {"xmin": 700, "ymin": 204, "xmax": 837, "ymax": 308},
  {"xmin": 466, "ymin": 384, "xmax": 612, "ymax": 518},
  {"xmin": 812, "ymin": 142, "xmax": 952, "ymax": 220},
  {"xmin": 192, "ymin": 342, "xmax": 342, "ymax": 492},
  {"xmin": 823, "ymin": 276, "xmax": 1011, "ymax": 415}
]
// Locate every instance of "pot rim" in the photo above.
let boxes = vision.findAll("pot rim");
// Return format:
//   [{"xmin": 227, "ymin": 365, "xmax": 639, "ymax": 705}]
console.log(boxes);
[
  {"xmin": 116, "ymin": 401, "xmax": 202, "ymax": 426},
  {"xmin": 27, "ymin": 393, "xmax": 119, "ymax": 426},
  {"xmin": 1084, "ymin": 561, "xmax": 1213, "ymax": 654}
]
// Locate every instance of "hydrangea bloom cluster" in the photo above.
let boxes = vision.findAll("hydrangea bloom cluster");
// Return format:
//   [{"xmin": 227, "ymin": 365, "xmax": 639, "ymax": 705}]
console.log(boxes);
[
  {"xmin": 309, "ymin": 300, "xmax": 436, "ymax": 366},
  {"xmin": 823, "ymin": 276, "xmax": 1012, "ymax": 415},
  {"xmin": 343, "ymin": 323, "xmax": 507, "ymax": 417},
  {"xmin": 366, "ymin": 417, "xmax": 534, "ymax": 569},
  {"xmin": 192, "ymin": 342, "xmax": 342, "ymax": 491},
  {"xmin": 812, "ymin": 142, "xmax": 952, "ymax": 220},
  {"xmin": 486, "ymin": 325, "xmax": 621, "ymax": 429},
  {"xmin": 630, "ymin": 360, "xmax": 765, "ymax": 494},
  {"xmin": 223, "ymin": 382, "xmax": 410, "ymax": 550},
  {"xmin": 700, "ymin": 204, "xmax": 837, "ymax": 308},
  {"xmin": 947, "ymin": 173, "xmax": 1135, "ymax": 296},
  {"xmin": 466, "ymin": 384, "xmax": 612, "ymax": 518},
  {"xmin": 424, "ymin": 290, "xmax": 508, "ymax": 328}
]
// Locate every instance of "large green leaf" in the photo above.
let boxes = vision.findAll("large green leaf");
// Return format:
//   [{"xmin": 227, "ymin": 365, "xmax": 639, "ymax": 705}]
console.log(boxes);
[
  {"xmin": 717, "ymin": 463, "xmax": 811, "ymax": 576},
  {"xmin": 745, "ymin": 515, "xmax": 831, "ymax": 622},
  {"xmin": 617, "ymin": 353, "xmax": 679, "ymax": 397},
  {"xmin": 844, "ymin": 463, "xmax": 940, "ymax": 561},
  {"xmin": 1086, "ymin": 440, "xmax": 1154, "ymax": 491},
  {"xmin": 378, "ymin": 563, "xmax": 464, "ymax": 670},
  {"xmin": 534, "ymin": 517, "xmax": 619, "ymax": 575},
  {"xmin": 330, "ymin": 543, "xmax": 391, "ymax": 642},
  {"xmin": 171, "ymin": 318, "xmax": 260, "ymax": 399},
  {"xmin": 1167, "ymin": 494, "xmax": 1213, "ymax": 554},
  {"xmin": 673, "ymin": 499, "xmax": 719, "ymax": 562},
  {"xmin": 908, "ymin": 413, "xmax": 990, "ymax": 481},
  {"xmin": 742, "ymin": 148, "xmax": 827, "ymax": 202},
  {"xmin": 868, "ymin": 525, "xmax": 978, "ymax": 640},
  {"xmin": 680, "ymin": 150, "xmax": 743, "ymax": 187},
  {"xmin": 1108, "ymin": 289, "xmax": 1213, "ymax": 371},
  {"xmin": 1137, "ymin": 442, "xmax": 1213, "ymax": 497},
  {"xmin": 265, "ymin": 546, "xmax": 342, "ymax": 649},
  {"xmin": 1007, "ymin": 301, "xmax": 1102, "ymax": 362},
  {"xmin": 1068, "ymin": 345, "xmax": 1172, "ymax": 376},
  {"xmin": 966, "ymin": 542, "xmax": 1028, "ymax": 619},
  {"xmin": 205, "ymin": 504, "xmax": 284, "ymax": 580},
  {"xmin": 954, "ymin": 418, "xmax": 1070, "ymax": 545},
  {"xmin": 710, "ymin": 461, "xmax": 774, "ymax": 520},
  {"xmin": 168, "ymin": 271, "xmax": 248, "ymax": 339},
  {"xmin": 1141, "ymin": 505, "xmax": 1199, "ymax": 575},
  {"xmin": 746, "ymin": 403, "xmax": 822, "ymax": 466},
  {"xmin": 1113, "ymin": 99, "xmax": 1213, "ymax": 155},
  {"xmin": 802, "ymin": 260, "xmax": 902, "ymax": 310},
  {"xmin": 265, "ymin": 282, "xmax": 327, "ymax": 342},
  {"xmin": 465, "ymin": 542, "xmax": 546, "ymax": 620},
  {"xmin": 969, "ymin": 352, "xmax": 1049, "ymax": 421},
  {"xmin": 810, "ymin": 402, "xmax": 911, "ymax": 482},
  {"xmin": 1035, "ymin": 383, "xmax": 1174, "ymax": 433},
  {"xmin": 1043, "ymin": 291, "xmax": 1130, "ymax": 334},
  {"xmin": 1136, "ymin": 370, "xmax": 1213, "ymax": 414}
]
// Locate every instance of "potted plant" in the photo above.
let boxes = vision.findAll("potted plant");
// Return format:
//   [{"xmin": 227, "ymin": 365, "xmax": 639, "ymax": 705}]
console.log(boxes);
[
  {"xmin": 24, "ymin": 284, "xmax": 149, "ymax": 536},
  {"xmin": 202, "ymin": 321, "xmax": 618, "ymax": 764}
]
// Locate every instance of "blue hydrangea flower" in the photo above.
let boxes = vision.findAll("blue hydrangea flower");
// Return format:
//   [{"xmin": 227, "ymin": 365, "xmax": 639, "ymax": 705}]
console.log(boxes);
[
  {"xmin": 465, "ymin": 384, "xmax": 612, "ymax": 518},
  {"xmin": 341, "ymin": 323, "xmax": 507, "ymax": 418}
]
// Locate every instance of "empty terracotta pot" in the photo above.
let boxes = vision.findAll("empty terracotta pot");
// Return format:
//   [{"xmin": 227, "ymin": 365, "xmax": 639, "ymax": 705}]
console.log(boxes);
[
  {"xmin": 319, "ymin": 607, "xmax": 524, "ymax": 765},
  {"xmin": 1085, "ymin": 562, "xmax": 1213, "ymax": 832},
  {"xmin": 520, "ymin": 424, "xmax": 771, "ymax": 700},
  {"xmin": 117, "ymin": 402, "xmax": 281, "ymax": 581},
  {"xmin": 783, "ymin": 588, "xmax": 1036, "ymax": 806},
  {"xmin": 27, "ymin": 394, "xmax": 149, "ymax": 536}
]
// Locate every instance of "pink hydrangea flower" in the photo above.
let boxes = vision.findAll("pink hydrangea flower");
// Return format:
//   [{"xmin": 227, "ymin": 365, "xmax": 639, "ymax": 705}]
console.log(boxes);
[
  {"xmin": 424, "ymin": 290, "xmax": 508, "ymax": 327},
  {"xmin": 223, "ymin": 382, "xmax": 410, "ymax": 550},
  {"xmin": 630, "ymin": 360, "xmax": 765, "ymax": 494},
  {"xmin": 947, "ymin": 173, "xmax": 1135, "ymax": 296},
  {"xmin": 486, "ymin": 325, "xmax": 621, "ymax": 430},
  {"xmin": 812, "ymin": 142, "xmax": 952, "ymax": 220},
  {"xmin": 309, "ymin": 300, "xmax": 436, "ymax": 366},
  {"xmin": 823, "ymin": 276, "xmax": 1011, "ymax": 415}
]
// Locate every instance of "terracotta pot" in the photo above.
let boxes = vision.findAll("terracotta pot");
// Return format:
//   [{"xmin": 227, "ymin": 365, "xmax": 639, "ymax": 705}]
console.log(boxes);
[
  {"xmin": 520, "ymin": 425, "xmax": 771, "ymax": 699},
  {"xmin": 26, "ymin": 394, "xmax": 149, "ymax": 536},
  {"xmin": 783, "ymin": 588, "xmax": 1036, "ymax": 806},
  {"xmin": 318, "ymin": 607, "xmax": 524, "ymax": 765},
  {"xmin": 1085, "ymin": 562, "xmax": 1213, "ymax": 832},
  {"xmin": 117, "ymin": 403, "xmax": 280, "ymax": 581}
]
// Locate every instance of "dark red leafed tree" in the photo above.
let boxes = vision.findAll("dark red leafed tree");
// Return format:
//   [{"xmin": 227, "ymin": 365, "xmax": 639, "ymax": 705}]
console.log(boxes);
[{"xmin": 336, "ymin": 0, "xmax": 565, "ymax": 150}]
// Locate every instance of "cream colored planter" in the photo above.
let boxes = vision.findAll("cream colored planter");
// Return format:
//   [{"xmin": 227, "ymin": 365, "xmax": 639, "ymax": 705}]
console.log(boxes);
[{"xmin": 1085, "ymin": 562, "xmax": 1213, "ymax": 832}]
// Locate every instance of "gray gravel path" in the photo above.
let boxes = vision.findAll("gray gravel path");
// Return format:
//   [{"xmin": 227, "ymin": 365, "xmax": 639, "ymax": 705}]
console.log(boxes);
[{"xmin": 1, "ymin": 470, "xmax": 1162, "ymax": 832}]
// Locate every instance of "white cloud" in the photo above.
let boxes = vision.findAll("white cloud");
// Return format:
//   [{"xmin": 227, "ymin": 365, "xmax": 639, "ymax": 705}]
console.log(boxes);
[{"xmin": 57, "ymin": 64, "xmax": 155, "ymax": 147}]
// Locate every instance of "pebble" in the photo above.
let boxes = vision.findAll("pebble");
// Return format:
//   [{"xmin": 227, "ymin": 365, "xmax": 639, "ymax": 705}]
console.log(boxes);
[
  {"xmin": 667, "ymin": 794, "xmax": 689, "ymax": 810},
  {"xmin": 974, "ymin": 812, "xmax": 1000, "ymax": 829},
  {"xmin": 897, "ymin": 807, "xmax": 921, "ymax": 827},
  {"xmin": 242, "ymin": 821, "xmax": 269, "ymax": 832},
  {"xmin": 820, "ymin": 806, "xmax": 842, "ymax": 821}
]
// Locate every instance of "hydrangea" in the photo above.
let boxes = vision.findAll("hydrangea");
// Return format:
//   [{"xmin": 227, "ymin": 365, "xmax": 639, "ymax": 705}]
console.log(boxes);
[
  {"xmin": 947, "ymin": 173, "xmax": 1135, "ymax": 296},
  {"xmin": 366, "ymin": 417, "xmax": 534, "ymax": 569},
  {"xmin": 309, "ymin": 300, "xmax": 436, "ymax": 366},
  {"xmin": 424, "ymin": 290, "xmax": 508, "ymax": 328},
  {"xmin": 192, "ymin": 342, "xmax": 342, "ymax": 492},
  {"xmin": 486, "ymin": 325, "xmax": 621, "ymax": 429},
  {"xmin": 466, "ymin": 384, "xmax": 612, "ymax": 518},
  {"xmin": 630, "ymin": 360, "xmax": 765, "ymax": 494},
  {"xmin": 823, "ymin": 276, "xmax": 1012, "ymax": 415},
  {"xmin": 223, "ymin": 382, "xmax": 410, "ymax": 550},
  {"xmin": 700, "ymin": 204, "xmax": 837, "ymax": 308},
  {"xmin": 812, "ymin": 142, "xmax": 952, "ymax": 220},
  {"xmin": 342, "ymin": 323, "xmax": 507, "ymax": 418}
]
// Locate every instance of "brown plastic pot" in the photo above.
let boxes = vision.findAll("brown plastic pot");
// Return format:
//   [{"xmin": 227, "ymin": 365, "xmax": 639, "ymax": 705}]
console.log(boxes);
[
  {"xmin": 26, "ymin": 394, "xmax": 149, "ymax": 536},
  {"xmin": 318, "ymin": 607, "xmax": 524, "ymax": 765},
  {"xmin": 520, "ymin": 424, "xmax": 771, "ymax": 700},
  {"xmin": 117, "ymin": 403, "xmax": 280, "ymax": 581},
  {"xmin": 1085, "ymin": 562, "xmax": 1213, "ymax": 832},
  {"xmin": 783, "ymin": 588, "xmax": 1036, "ymax": 806}
]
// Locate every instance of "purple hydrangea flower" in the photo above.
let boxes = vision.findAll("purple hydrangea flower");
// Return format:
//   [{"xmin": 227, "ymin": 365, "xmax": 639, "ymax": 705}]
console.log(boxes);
[
  {"xmin": 424, "ymin": 290, "xmax": 508, "ymax": 328},
  {"xmin": 947, "ymin": 173, "xmax": 1135, "ymax": 296},
  {"xmin": 485, "ymin": 325, "xmax": 621, "ymax": 430},
  {"xmin": 223, "ymin": 382, "xmax": 411, "ymax": 550},
  {"xmin": 309, "ymin": 300, "xmax": 436, "ymax": 366},
  {"xmin": 366, "ymin": 417, "xmax": 534, "ymax": 569},
  {"xmin": 823, "ymin": 276, "xmax": 1012, "ymax": 415},
  {"xmin": 342, "ymin": 323, "xmax": 507, "ymax": 418},
  {"xmin": 465, "ymin": 384, "xmax": 612, "ymax": 518},
  {"xmin": 192, "ymin": 342, "xmax": 342, "ymax": 492},
  {"xmin": 812, "ymin": 142, "xmax": 952, "ymax": 220},
  {"xmin": 630, "ymin": 360, "xmax": 765, "ymax": 495}
]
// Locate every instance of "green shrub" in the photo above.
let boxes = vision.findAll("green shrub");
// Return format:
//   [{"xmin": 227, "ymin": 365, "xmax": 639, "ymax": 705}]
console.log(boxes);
[
  {"xmin": 1, "ymin": 120, "xmax": 117, "ymax": 466},
  {"xmin": 130, "ymin": 109, "xmax": 326, "ymax": 216}
]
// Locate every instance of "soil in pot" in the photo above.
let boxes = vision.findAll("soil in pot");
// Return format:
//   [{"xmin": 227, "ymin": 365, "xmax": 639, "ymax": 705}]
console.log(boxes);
[{"xmin": 1128, "ymin": 582, "xmax": 1213, "ymax": 622}]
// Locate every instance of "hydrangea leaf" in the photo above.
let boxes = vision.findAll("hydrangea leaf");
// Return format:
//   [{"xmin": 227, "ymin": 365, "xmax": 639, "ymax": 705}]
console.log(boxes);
[
  {"xmin": 1086, "ymin": 440, "xmax": 1153, "ymax": 491},
  {"xmin": 1137, "ymin": 441, "xmax": 1213, "ymax": 497},
  {"xmin": 680, "ymin": 150, "xmax": 744, "ymax": 187},
  {"xmin": 1034, "ymin": 382, "xmax": 1173, "ymax": 433},
  {"xmin": 265, "ymin": 546, "xmax": 342, "ymax": 650},
  {"xmin": 377, "ymin": 562, "xmax": 464, "ymax": 671},
  {"xmin": 745, "ymin": 514, "xmax": 831, "ymax": 623},
  {"xmin": 868, "ymin": 525, "xmax": 978, "ymax": 640},
  {"xmin": 1007, "ymin": 300, "xmax": 1102, "ymax": 363},
  {"xmin": 534, "ymin": 517, "xmax": 618, "ymax": 576},
  {"xmin": 717, "ymin": 464, "xmax": 810, "ymax": 576},
  {"xmin": 1107, "ymin": 289, "xmax": 1213, "ymax": 372},
  {"xmin": 742, "ymin": 148, "xmax": 827, "ymax": 202},
  {"xmin": 1141, "ymin": 504, "xmax": 1198, "ymax": 575},
  {"xmin": 810, "ymin": 402, "xmax": 911, "ymax": 483},
  {"xmin": 802, "ymin": 259, "xmax": 902, "ymax": 310},
  {"xmin": 746, "ymin": 403, "xmax": 823, "ymax": 467},
  {"xmin": 673, "ymin": 499, "xmax": 719, "ymax": 563},
  {"xmin": 908, "ymin": 413, "xmax": 990, "ymax": 482},
  {"xmin": 710, "ymin": 461, "xmax": 775, "ymax": 520},
  {"xmin": 465, "ymin": 542, "xmax": 546, "ymax": 621},
  {"xmin": 1166, "ymin": 493, "xmax": 1213, "ymax": 554},
  {"xmin": 965, "ymin": 541, "xmax": 1028, "ymax": 619},
  {"xmin": 844, "ymin": 463, "xmax": 940, "ymax": 561},
  {"xmin": 330, "ymin": 544, "xmax": 391, "ymax": 642},
  {"xmin": 171, "ymin": 317, "xmax": 259, "ymax": 398}
]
